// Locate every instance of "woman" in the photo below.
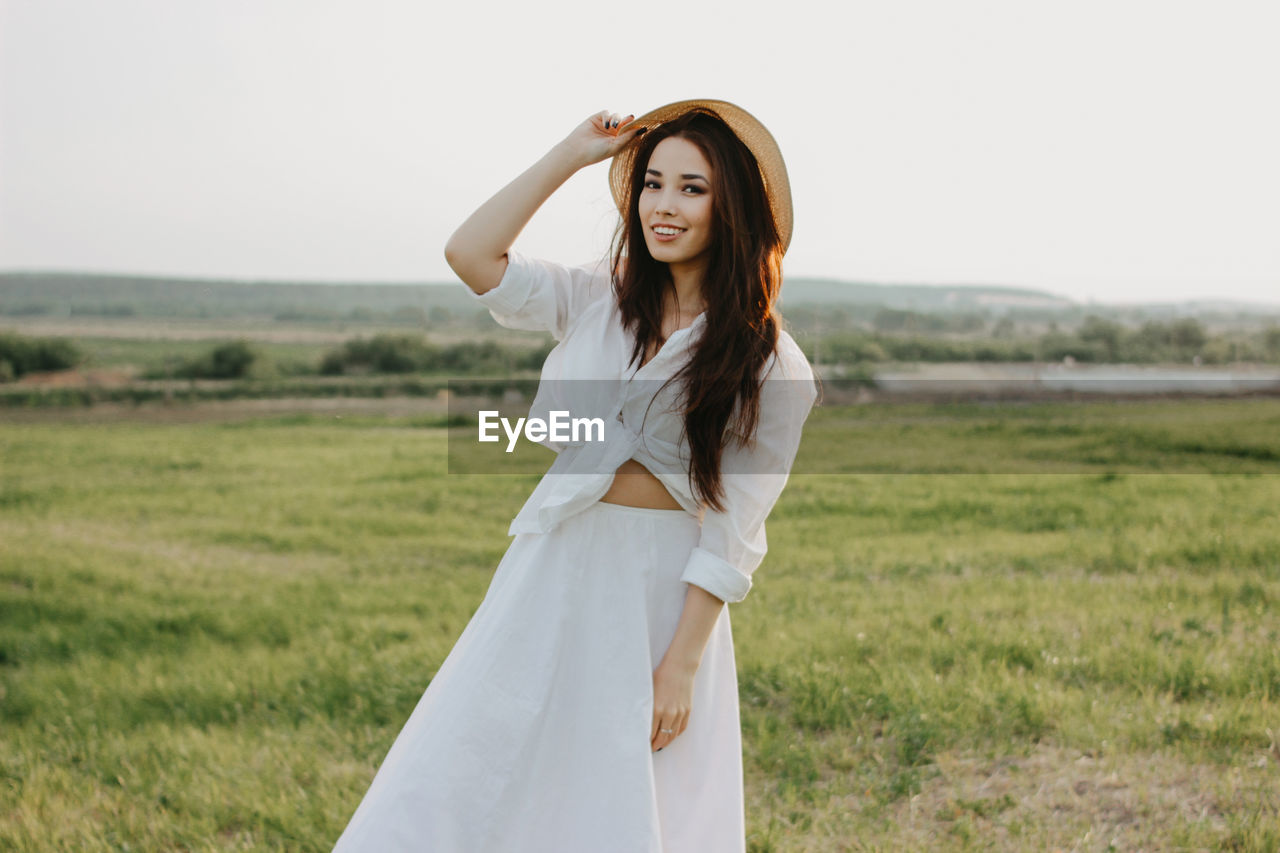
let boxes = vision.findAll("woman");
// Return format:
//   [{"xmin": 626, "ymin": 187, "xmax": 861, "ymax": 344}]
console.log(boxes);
[{"xmin": 332, "ymin": 100, "xmax": 818, "ymax": 853}]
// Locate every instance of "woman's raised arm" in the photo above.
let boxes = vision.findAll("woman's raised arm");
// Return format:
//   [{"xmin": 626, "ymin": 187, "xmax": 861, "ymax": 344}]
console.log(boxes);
[{"xmin": 444, "ymin": 109, "xmax": 642, "ymax": 296}]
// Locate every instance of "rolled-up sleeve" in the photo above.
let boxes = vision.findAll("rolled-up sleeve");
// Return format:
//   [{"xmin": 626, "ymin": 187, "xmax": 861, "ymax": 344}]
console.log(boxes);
[
  {"xmin": 678, "ymin": 340, "xmax": 818, "ymax": 604},
  {"xmin": 463, "ymin": 247, "xmax": 610, "ymax": 342}
]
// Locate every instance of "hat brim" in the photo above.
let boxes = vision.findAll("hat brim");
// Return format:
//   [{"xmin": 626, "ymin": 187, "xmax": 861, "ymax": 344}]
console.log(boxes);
[{"xmin": 608, "ymin": 99, "xmax": 793, "ymax": 256}]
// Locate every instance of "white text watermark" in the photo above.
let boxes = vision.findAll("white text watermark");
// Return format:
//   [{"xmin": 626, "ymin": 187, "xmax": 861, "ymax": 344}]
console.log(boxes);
[{"xmin": 477, "ymin": 410, "xmax": 606, "ymax": 453}]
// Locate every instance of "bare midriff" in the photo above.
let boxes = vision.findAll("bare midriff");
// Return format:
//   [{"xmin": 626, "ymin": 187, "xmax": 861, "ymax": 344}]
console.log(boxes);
[{"xmin": 598, "ymin": 458, "xmax": 684, "ymax": 510}]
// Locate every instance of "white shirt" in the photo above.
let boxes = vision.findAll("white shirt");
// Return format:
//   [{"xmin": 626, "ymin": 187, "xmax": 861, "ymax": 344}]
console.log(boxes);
[{"xmin": 463, "ymin": 247, "xmax": 818, "ymax": 604}]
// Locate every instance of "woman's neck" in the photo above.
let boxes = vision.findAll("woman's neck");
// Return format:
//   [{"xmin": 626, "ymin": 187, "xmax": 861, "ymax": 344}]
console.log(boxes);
[{"xmin": 666, "ymin": 258, "xmax": 708, "ymax": 318}]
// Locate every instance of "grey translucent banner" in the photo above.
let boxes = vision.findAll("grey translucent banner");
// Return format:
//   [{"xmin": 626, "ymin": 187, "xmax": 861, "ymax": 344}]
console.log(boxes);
[{"xmin": 445, "ymin": 378, "xmax": 1280, "ymax": 475}]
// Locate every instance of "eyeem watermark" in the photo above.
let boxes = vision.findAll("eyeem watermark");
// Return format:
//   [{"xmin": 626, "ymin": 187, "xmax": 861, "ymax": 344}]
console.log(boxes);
[{"xmin": 478, "ymin": 410, "xmax": 606, "ymax": 453}]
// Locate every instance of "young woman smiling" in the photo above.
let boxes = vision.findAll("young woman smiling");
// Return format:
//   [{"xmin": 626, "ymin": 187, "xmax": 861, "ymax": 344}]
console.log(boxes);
[{"xmin": 333, "ymin": 100, "xmax": 818, "ymax": 853}]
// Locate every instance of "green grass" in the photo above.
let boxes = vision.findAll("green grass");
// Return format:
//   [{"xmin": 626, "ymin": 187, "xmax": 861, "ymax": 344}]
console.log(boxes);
[{"xmin": 2, "ymin": 399, "xmax": 1279, "ymax": 850}]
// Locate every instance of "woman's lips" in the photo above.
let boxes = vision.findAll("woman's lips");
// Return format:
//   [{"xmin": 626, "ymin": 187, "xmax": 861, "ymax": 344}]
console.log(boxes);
[{"xmin": 651, "ymin": 226, "xmax": 686, "ymax": 242}]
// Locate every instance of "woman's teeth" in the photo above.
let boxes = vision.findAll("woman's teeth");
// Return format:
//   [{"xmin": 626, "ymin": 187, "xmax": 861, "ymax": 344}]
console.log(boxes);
[{"xmin": 653, "ymin": 226, "xmax": 685, "ymax": 236}]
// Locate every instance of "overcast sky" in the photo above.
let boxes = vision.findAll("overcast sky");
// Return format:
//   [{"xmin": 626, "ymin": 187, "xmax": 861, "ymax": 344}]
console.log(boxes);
[{"xmin": 1, "ymin": 0, "xmax": 1276, "ymax": 305}]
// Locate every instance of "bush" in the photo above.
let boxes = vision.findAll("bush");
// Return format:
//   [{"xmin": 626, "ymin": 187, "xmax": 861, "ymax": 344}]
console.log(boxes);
[
  {"xmin": 822, "ymin": 334, "xmax": 889, "ymax": 364},
  {"xmin": 1129, "ymin": 319, "xmax": 1208, "ymax": 362},
  {"xmin": 0, "ymin": 332, "xmax": 83, "ymax": 378},
  {"xmin": 173, "ymin": 340, "xmax": 258, "ymax": 379},
  {"xmin": 881, "ymin": 336, "xmax": 975, "ymax": 362},
  {"xmin": 391, "ymin": 305, "xmax": 427, "ymax": 325},
  {"xmin": 321, "ymin": 334, "xmax": 437, "ymax": 375},
  {"xmin": 1037, "ymin": 334, "xmax": 1107, "ymax": 363},
  {"xmin": 1078, "ymin": 315, "xmax": 1124, "ymax": 361},
  {"xmin": 1263, "ymin": 326, "xmax": 1280, "ymax": 362},
  {"xmin": 274, "ymin": 307, "xmax": 339, "ymax": 322}
]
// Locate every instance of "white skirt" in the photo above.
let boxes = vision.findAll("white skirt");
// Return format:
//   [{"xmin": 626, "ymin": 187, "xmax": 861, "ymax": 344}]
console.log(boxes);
[{"xmin": 332, "ymin": 500, "xmax": 745, "ymax": 852}]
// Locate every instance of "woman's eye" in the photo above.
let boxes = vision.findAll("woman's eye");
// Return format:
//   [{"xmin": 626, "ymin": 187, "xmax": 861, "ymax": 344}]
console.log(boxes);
[
  {"xmin": 683, "ymin": 186, "xmax": 704, "ymax": 194},
  {"xmin": 644, "ymin": 180, "xmax": 660, "ymax": 190}
]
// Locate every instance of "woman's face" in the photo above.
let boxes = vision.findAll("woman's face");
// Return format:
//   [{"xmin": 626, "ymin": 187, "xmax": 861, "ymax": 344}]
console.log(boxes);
[{"xmin": 637, "ymin": 136, "xmax": 714, "ymax": 271}]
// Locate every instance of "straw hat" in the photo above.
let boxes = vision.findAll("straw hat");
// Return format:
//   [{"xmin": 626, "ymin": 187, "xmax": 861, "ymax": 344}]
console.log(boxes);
[{"xmin": 608, "ymin": 99, "xmax": 793, "ymax": 255}]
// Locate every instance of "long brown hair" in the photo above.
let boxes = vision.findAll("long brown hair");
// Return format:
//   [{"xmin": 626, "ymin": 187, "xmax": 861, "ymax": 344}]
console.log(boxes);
[{"xmin": 609, "ymin": 108, "xmax": 785, "ymax": 513}]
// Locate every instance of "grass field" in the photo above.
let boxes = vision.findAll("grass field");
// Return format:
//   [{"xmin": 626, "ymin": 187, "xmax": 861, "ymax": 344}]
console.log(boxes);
[{"xmin": 2, "ymin": 399, "xmax": 1278, "ymax": 851}]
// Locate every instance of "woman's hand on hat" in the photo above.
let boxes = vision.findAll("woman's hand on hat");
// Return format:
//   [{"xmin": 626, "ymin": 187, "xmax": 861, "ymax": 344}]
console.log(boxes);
[{"xmin": 557, "ymin": 110, "xmax": 643, "ymax": 169}]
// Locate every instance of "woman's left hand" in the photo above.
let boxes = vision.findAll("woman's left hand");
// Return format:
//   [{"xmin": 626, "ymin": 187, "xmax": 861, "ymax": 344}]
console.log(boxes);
[{"xmin": 651, "ymin": 658, "xmax": 697, "ymax": 752}]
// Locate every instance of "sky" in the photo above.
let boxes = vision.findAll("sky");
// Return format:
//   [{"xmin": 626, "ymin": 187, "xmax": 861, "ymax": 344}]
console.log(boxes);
[{"xmin": 1, "ymin": 0, "xmax": 1277, "ymax": 306}]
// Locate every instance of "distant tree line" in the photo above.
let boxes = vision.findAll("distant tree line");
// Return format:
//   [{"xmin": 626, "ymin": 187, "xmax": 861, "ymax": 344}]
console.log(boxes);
[
  {"xmin": 319, "ymin": 335, "xmax": 551, "ymax": 375},
  {"xmin": 4, "ymin": 318, "xmax": 1279, "ymax": 386},
  {"xmin": 272, "ymin": 306, "xmax": 459, "ymax": 325},
  {"xmin": 6, "ymin": 271, "xmax": 1277, "ymax": 336},
  {"xmin": 153, "ymin": 321, "xmax": 1280, "ymax": 380},
  {"xmin": 0, "ymin": 301, "xmax": 455, "ymax": 326},
  {"xmin": 0, "ymin": 273, "xmax": 479, "ymax": 323},
  {"xmin": 868, "ymin": 307, "xmax": 988, "ymax": 334},
  {"xmin": 134, "ymin": 334, "xmax": 555, "ymax": 380},
  {"xmin": 810, "ymin": 316, "xmax": 1280, "ymax": 366},
  {"xmin": 105, "ymin": 319, "xmax": 1280, "ymax": 381},
  {"xmin": 69, "ymin": 304, "xmax": 137, "ymax": 317}
]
